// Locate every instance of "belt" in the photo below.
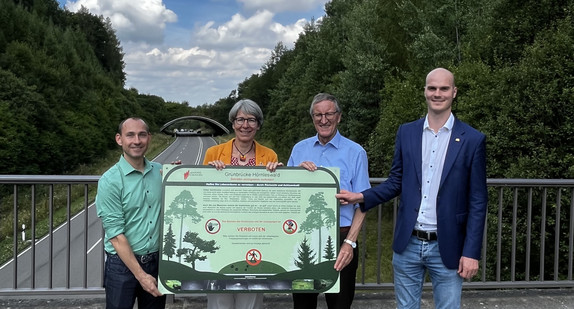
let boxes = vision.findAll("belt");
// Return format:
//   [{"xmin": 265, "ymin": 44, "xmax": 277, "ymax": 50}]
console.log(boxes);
[
  {"xmin": 412, "ymin": 230, "xmax": 437, "ymax": 241},
  {"xmin": 106, "ymin": 251, "xmax": 158, "ymax": 264},
  {"xmin": 135, "ymin": 251, "xmax": 158, "ymax": 264},
  {"xmin": 340, "ymin": 226, "xmax": 351, "ymax": 234}
]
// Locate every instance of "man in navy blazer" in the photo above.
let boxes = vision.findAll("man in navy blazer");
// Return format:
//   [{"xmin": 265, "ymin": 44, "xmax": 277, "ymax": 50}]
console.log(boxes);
[{"xmin": 336, "ymin": 68, "xmax": 487, "ymax": 309}]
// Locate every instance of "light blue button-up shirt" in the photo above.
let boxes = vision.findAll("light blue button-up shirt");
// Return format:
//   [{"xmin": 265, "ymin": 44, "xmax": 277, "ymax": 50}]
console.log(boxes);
[
  {"xmin": 288, "ymin": 131, "xmax": 371, "ymax": 226},
  {"xmin": 96, "ymin": 155, "xmax": 163, "ymax": 255},
  {"xmin": 416, "ymin": 113, "xmax": 454, "ymax": 231}
]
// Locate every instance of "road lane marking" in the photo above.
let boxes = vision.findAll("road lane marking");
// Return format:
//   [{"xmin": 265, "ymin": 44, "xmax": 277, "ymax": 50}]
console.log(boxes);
[{"xmin": 87, "ymin": 238, "xmax": 101, "ymax": 255}]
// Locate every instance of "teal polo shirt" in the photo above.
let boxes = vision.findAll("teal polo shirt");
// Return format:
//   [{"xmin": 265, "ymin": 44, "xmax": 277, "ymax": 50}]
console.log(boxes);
[{"xmin": 96, "ymin": 155, "xmax": 163, "ymax": 256}]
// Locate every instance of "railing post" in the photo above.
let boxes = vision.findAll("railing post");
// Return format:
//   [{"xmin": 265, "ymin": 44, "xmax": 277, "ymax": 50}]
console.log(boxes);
[
  {"xmin": 540, "ymin": 188, "xmax": 547, "ymax": 283},
  {"xmin": 555, "ymin": 189, "xmax": 562, "ymax": 281},
  {"xmin": 31, "ymin": 184, "xmax": 36, "ymax": 289},
  {"xmin": 12, "ymin": 184, "xmax": 18, "ymax": 289}
]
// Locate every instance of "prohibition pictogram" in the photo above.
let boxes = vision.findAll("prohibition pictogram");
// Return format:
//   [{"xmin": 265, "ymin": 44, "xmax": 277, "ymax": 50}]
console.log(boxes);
[
  {"xmin": 246, "ymin": 249, "xmax": 262, "ymax": 266},
  {"xmin": 205, "ymin": 218, "xmax": 221, "ymax": 234},
  {"xmin": 283, "ymin": 219, "xmax": 297, "ymax": 234}
]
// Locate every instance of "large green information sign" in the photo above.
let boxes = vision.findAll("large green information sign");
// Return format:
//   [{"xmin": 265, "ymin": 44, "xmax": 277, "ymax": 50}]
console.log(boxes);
[{"xmin": 158, "ymin": 165, "xmax": 340, "ymax": 294}]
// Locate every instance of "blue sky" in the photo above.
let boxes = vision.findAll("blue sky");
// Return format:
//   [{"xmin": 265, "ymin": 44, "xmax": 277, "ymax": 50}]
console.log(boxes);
[{"xmin": 57, "ymin": 0, "xmax": 329, "ymax": 106}]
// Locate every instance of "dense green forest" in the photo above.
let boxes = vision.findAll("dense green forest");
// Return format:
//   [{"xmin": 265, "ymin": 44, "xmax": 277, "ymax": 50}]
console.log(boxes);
[{"xmin": 0, "ymin": 0, "xmax": 190, "ymax": 174}]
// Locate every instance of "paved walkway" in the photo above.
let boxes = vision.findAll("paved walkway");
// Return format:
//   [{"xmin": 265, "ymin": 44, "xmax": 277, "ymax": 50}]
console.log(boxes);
[{"xmin": 1, "ymin": 288, "xmax": 573, "ymax": 308}]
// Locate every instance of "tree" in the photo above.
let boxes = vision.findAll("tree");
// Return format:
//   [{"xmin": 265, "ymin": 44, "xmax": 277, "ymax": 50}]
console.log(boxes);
[
  {"xmin": 0, "ymin": 0, "xmax": 140, "ymax": 174},
  {"xmin": 333, "ymin": 0, "xmax": 390, "ymax": 146},
  {"xmin": 164, "ymin": 190, "xmax": 203, "ymax": 263},
  {"xmin": 323, "ymin": 235, "xmax": 336, "ymax": 261},
  {"xmin": 69, "ymin": 6, "xmax": 125, "ymax": 85},
  {"xmin": 163, "ymin": 224, "xmax": 177, "ymax": 261},
  {"xmin": 0, "ymin": 69, "xmax": 49, "ymax": 174},
  {"xmin": 299, "ymin": 192, "xmax": 336, "ymax": 263},
  {"xmin": 237, "ymin": 42, "xmax": 291, "ymax": 113},
  {"xmin": 294, "ymin": 236, "xmax": 316, "ymax": 269},
  {"xmin": 366, "ymin": 71, "xmax": 427, "ymax": 174},
  {"xmin": 177, "ymin": 231, "xmax": 219, "ymax": 269}
]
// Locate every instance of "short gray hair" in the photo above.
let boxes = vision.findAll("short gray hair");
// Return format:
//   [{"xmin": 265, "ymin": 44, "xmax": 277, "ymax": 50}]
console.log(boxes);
[
  {"xmin": 229, "ymin": 99, "xmax": 264, "ymax": 126},
  {"xmin": 309, "ymin": 93, "xmax": 341, "ymax": 116}
]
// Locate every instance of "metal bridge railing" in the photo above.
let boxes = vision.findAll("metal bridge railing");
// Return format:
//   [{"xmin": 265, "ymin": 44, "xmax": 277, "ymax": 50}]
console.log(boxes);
[
  {"xmin": 0, "ymin": 176, "xmax": 573, "ymax": 297},
  {"xmin": 357, "ymin": 178, "xmax": 574, "ymax": 290}
]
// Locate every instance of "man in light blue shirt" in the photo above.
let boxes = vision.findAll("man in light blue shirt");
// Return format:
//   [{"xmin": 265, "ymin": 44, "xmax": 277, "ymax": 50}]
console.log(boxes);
[
  {"xmin": 96, "ymin": 117, "xmax": 166, "ymax": 309},
  {"xmin": 287, "ymin": 93, "xmax": 371, "ymax": 309}
]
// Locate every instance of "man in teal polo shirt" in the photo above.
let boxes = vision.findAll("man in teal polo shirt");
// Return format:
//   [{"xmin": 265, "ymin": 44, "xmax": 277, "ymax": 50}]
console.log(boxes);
[{"xmin": 96, "ymin": 117, "xmax": 166, "ymax": 309}]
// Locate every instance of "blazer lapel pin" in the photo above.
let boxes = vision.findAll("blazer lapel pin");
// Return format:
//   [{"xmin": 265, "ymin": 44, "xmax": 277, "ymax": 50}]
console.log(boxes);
[{"xmin": 455, "ymin": 138, "xmax": 460, "ymax": 142}]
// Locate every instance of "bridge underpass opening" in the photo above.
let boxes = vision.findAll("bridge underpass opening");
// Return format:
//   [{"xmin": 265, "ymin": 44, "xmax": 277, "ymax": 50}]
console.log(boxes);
[{"xmin": 160, "ymin": 116, "xmax": 230, "ymax": 137}]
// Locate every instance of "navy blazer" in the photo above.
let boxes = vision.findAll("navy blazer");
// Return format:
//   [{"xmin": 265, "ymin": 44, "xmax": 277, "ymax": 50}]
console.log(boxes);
[{"xmin": 361, "ymin": 117, "xmax": 487, "ymax": 269}]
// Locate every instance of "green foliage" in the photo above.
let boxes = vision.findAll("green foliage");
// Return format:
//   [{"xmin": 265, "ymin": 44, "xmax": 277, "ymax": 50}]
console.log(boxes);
[
  {"xmin": 0, "ymin": 0, "xmax": 192, "ymax": 175},
  {"xmin": 299, "ymin": 192, "xmax": 337, "ymax": 234},
  {"xmin": 165, "ymin": 190, "xmax": 202, "ymax": 263},
  {"xmin": 238, "ymin": 42, "xmax": 292, "ymax": 114},
  {"xmin": 178, "ymin": 231, "xmax": 219, "ymax": 269},
  {"xmin": 0, "ymin": 69, "xmax": 47, "ymax": 174},
  {"xmin": 67, "ymin": 6, "xmax": 125, "ymax": 85},
  {"xmin": 323, "ymin": 235, "xmax": 335, "ymax": 261},
  {"xmin": 163, "ymin": 224, "xmax": 177, "ymax": 261},
  {"xmin": 334, "ymin": 0, "xmax": 390, "ymax": 146},
  {"xmin": 366, "ymin": 72, "xmax": 426, "ymax": 174},
  {"xmin": 299, "ymin": 192, "xmax": 336, "ymax": 264},
  {"xmin": 294, "ymin": 236, "xmax": 316, "ymax": 269}
]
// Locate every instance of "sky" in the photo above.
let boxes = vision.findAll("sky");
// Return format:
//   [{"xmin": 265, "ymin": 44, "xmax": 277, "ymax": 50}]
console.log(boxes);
[{"xmin": 58, "ymin": 0, "xmax": 329, "ymax": 106}]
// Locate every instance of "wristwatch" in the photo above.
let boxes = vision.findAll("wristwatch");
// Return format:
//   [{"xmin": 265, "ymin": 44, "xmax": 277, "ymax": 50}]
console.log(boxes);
[{"xmin": 343, "ymin": 239, "xmax": 357, "ymax": 248}]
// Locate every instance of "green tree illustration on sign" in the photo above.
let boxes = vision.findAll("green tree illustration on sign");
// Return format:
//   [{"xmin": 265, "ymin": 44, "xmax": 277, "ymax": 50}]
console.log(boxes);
[
  {"xmin": 294, "ymin": 236, "xmax": 316, "ymax": 269},
  {"xmin": 163, "ymin": 223, "xmax": 177, "ymax": 261},
  {"xmin": 164, "ymin": 190, "xmax": 203, "ymax": 263},
  {"xmin": 177, "ymin": 231, "xmax": 219, "ymax": 269},
  {"xmin": 299, "ymin": 191, "xmax": 336, "ymax": 263},
  {"xmin": 323, "ymin": 235, "xmax": 335, "ymax": 261}
]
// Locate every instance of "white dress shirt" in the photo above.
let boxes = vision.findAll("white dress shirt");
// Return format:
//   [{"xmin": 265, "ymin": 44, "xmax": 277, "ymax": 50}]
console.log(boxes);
[{"xmin": 415, "ymin": 113, "xmax": 454, "ymax": 232}]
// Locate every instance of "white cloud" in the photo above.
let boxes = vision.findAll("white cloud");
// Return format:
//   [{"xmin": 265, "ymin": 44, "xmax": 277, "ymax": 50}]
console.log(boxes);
[
  {"xmin": 123, "ymin": 5, "xmax": 308, "ymax": 104},
  {"xmin": 270, "ymin": 18, "xmax": 309, "ymax": 47},
  {"xmin": 64, "ymin": 0, "xmax": 177, "ymax": 44},
  {"xmin": 124, "ymin": 42, "xmax": 271, "ymax": 104},
  {"xmin": 63, "ymin": 0, "xmax": 327, "ymax": 105},
  {"xmin": 239, "ymin": 0, "xmax": 327, "ymax": 13},
  {"xmin": 194, "ymin": 10, "xmax": 304, "ymax": 49}
]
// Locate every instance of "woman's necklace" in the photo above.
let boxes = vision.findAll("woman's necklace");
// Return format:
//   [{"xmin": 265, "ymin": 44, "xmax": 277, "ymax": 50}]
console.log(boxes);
[{"xmin": 234, "ymin": 141, "xmax": 254, "ymax": 161}]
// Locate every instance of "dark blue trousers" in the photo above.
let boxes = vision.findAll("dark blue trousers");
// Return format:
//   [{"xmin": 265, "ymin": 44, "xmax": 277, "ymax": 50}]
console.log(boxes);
[{"xmin": 104, "ymin": 252, "xmax": 166, "ymax": 309}]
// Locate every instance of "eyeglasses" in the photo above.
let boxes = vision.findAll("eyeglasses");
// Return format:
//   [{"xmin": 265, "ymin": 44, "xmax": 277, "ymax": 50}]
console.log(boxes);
[
  {"xmin": 234, "ymin": 117, "xmax": 258, "ymax": 126},
  {"xmin": 312, "ymin": 111, "xmax": 339, "ymax": 121}
]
